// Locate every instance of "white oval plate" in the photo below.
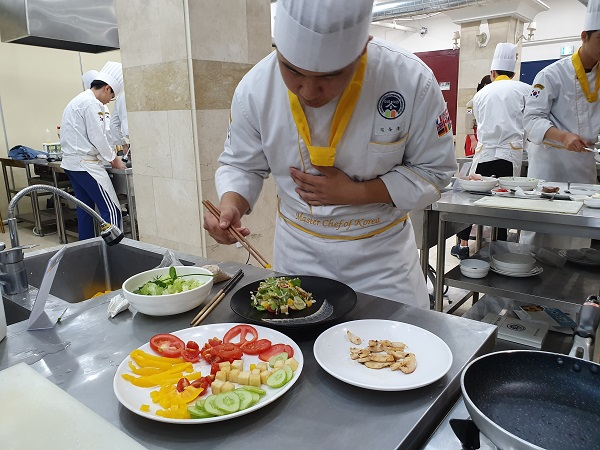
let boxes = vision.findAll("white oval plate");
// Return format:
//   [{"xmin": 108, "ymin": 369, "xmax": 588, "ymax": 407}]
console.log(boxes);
[
  {"xmin": 313, "ymin": 319, "xmax": 452, "ymax": 391},
  {"xmin": 558, "ymin": 250, "xmax": 600, "ymax": 266},
  {"xmin": 490, "ymin": 265, "xmax": 543, "ymax": 277},
  {"xmin": 113, "ymin": 323, "xmax": 303, "ymax": 424}
]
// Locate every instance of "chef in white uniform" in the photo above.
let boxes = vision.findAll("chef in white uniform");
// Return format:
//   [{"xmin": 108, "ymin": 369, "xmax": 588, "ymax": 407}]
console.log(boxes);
[
  {"xmin": 60, "ymin": 61, "xmax": 126, "ymax": 240},
  {"xmin": 110, "ymin": 93, "xmax": 129, "ymax": 158},
  {"xmin": 203, "ymin": 0, "xmax": 456, "ymax": 309},
  {"xmin": 470, "ymin": 43, "xmax": 531, "ymax": 178},
  {"xmin": 81, "ymin": 70, "xmax": 112, "ymax": 140},
  {"xmin": 522, "ymin": 0, "xmax": 600, "ymax": 249}
]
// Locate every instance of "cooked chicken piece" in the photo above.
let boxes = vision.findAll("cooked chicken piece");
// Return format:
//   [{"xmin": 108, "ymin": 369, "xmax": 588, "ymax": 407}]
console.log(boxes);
[
  {"xmin": 397, "ymin": 353, "xmax": 417, "ymax": 374},
  {"xmin": 368, "ymin": 340, "xmax": 379, "ymax": 347},
  {"xmin": 369, "ymin": 343, "xmax": 383, "ymax": 353},
  {"xmin": 350, "ymin": 353, "xmax": 361, "ymax": 360},
  {"xmin": 389, "ymin": 351, "xmax": 410, "ymax": 360},
  {"xmin": 369, "ymin": 354, "xmax": 394, "ymax": 363},
  {"xmin": 364, "ymin": 361, "xmax": 392, "ymax": 369},
  {"xmin": 347, "ymin": 330, "xmax": 362, "ymax": 345},
  {"xmin": 357, "ymin": 357, "xmax": 371, "ymax": 363}
]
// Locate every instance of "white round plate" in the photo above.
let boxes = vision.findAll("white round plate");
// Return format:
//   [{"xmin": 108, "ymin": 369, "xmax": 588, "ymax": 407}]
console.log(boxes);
[
  {"xmin": 489, "ymin": 264, "xmax": 543, "ymax": 277},
  {"xmin": 113, "ymin": 323, "xmax": 303, "ymax": 424},
  {"xmin": 313, "ymin": 319, "xmax": 452, "ymax": 391},
  {"xmin": 558, "ymin": 250, "xmax": 600, "ymax": 266},
  {"xmin": 492, "ymin": 189, "xmax": 542, "ymax": 199}
]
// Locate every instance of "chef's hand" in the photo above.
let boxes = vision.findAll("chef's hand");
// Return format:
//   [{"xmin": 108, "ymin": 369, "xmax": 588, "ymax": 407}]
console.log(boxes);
[
  {"xmin": 203, "ymin": 197, "xmax": 250, "ymax": 245},
  {"xmin": 111, "ymin": 157, "xmax": 126, "ymax": 170},
  {"xmin": 561, "ymin": 132, "xmax": 591, "ymax": 152},
  {"xmin": 290, "ymin": 166, "xmax": 357, "ymax": 206}
]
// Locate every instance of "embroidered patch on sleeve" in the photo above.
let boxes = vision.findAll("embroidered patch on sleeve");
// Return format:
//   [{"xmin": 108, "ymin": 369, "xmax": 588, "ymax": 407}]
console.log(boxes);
[
  {"xmin": 531, "ymin": 83, "xmax": 545, "ymax": 98},
  {"xmin": 436, "ymin": 109, "xmax": 452, "ymax": 138}
]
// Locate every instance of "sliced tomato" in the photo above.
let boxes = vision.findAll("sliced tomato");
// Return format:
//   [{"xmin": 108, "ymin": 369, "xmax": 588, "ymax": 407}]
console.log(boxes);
[
  {"xmin": 149, "ymin": 333, "xmax": 185, "ymax": 358},
  {"xmin": 282, "ymin": 344, "xmax": 294, "ymax": 359},
  {"xmin": 223, "ymin": 325, "xmax": 258, "ymax": 345},
  {"xmin": 186, "ymin": 340, "xmax": 200, "ymax": 350},
  {"xmin": 200, "ymin": 337, "xmax": 224, "ymax": 364},
  {"xmin": 258, "ymin": 343, "xmax": 288, "ymax": 361},
  {"xmin": 176, "ymin": 377, "xmax": 190, "ymax": 392},
  {"xmin": 181, "ymin": 347, "xmax": 201, "ymax": 363},
  {"xmin": 210, "ymin": 343, "xmax": 243, "ymax": 361},
  {"xmin": 191, "ymin": 376, "xmax": 212, "ymax": 395},
  {"xmin": 240, "ymin": 338, "xmax": 272, "ymax": 355}
]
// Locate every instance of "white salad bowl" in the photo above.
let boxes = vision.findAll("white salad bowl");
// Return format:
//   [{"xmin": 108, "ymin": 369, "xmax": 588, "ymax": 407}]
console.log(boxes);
[
  {"xmin": 122, "ymin": 266, "xmax": 213, "ymax": 316},
  {"xmin": 491, "ymin": 253, "xmax": 536, "ymax": 273},
  {"xmin": 498, "ymin": 177, "xmax": 539, "ymax": 191},
  {"xmin": 460, "ymin": 259, "xmax": 490, "ymax": 278},
  {"xmin": 458, "ymin": 177, "xmax": 498, "ymax": 192}
]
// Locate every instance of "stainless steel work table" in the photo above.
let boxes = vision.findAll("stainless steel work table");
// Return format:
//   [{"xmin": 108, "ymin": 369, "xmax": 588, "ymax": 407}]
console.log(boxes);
[
  {"xmin": 0, "ymin": 239, "xmax": 496, "ymax": 450},
  {"xmin": 431, "ymin": 188, "xmax": 600, "ymax": 312}
]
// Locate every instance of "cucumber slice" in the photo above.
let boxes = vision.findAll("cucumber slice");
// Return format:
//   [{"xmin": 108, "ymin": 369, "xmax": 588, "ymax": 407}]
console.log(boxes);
[
  {"xmin": 215, "ymin": 391, "xmax": 241, "ymax": 414},
  {"xmin": 268, "ymin": 352, "xmax": 289, "ymax": 368},
  {"xmin": 249, "ymin": 391, "xmax": 260, "ymax": 404},
  {"xmin": 203, "ymin": 394, "xmax": 226, "ymax": 416},
  {"xmin": 188, "ymin": 404, "xmax": 214, "ymax": 419},
  {"xmin": 266, "ymin": 368, "xmax": 288, "ymax": 388},
  {"xmin": 234, "ymin": 389, "xmax": 254, "ymax": 410},
  {"xmin": 283, "ymin": 364, "xmax": 294, "ymax": 382},
  {"xmin": 240, "ymin": 386, "xmax": 267, "ymax": 396}
]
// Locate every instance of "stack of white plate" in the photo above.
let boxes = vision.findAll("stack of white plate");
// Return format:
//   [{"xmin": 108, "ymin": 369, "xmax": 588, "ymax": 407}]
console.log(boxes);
[{"xmin": 490, "ymin": 253, "xmax": 543, "ymax": 277}]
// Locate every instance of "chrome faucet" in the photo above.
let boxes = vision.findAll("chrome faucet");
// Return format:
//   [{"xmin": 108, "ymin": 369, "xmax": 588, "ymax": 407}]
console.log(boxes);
[{"xmin": 0, "ymin": 184, "xmax": 124, "ymax": 295}]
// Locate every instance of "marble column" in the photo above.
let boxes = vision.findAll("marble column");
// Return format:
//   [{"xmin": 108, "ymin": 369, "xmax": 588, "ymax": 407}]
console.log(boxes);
[
  {"xmin": 455, "ymin": 17, "xmax": 524, "ymax": 157},
  {"xmin": 115, "ymin": 0, "xmax": 275, "ymax": 264}
]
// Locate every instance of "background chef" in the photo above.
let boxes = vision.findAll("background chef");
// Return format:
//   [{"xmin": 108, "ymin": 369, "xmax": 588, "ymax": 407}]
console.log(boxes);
[
  {"xmin": 522, "ymin": 0, "xmax": 600, "ymax": 249},
  {"xmin": 203, "ymin": 0, "xmax": 456, "ymax": 309},
  {"xmin": 60, "ymin": 61, "xmax": 126, "ymax": 240}
]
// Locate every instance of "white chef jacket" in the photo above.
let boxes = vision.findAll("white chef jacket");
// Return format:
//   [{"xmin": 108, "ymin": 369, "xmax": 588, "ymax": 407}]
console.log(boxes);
[
  {"xmin": 470, "ymin": 78, "xmax": 531, "ymax": 176},
  {"xmin": 110, "ymin": 93, "xmax": 129, "ymax": 146},
  {"xmin": 524, "ymin": 57, "xmax": 600, "ymax": 184},
  {"xmin": 520, "ymin": 57, "xmax": 600, "ymax": 249},
  {"xmin": 215, "ymin": 39, "xmax": 456, "ymax": 308},
  {"xmin": 60, "ymin": 89, "xmax": 116, "ymax": 170}
]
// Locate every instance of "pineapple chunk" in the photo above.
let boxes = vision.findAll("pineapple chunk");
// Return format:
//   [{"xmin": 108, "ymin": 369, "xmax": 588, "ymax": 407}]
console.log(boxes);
[
  {"xmin": 274, "ymin": 360, "xmax": 285, "ymax": 370},
  {"xmin": 260, "ymin": 370, "xmax": 271, "ymax": 384},
  {"xmin": 285, "ymin": 357, "xmax": 299, "ymax": 372},
  {"xmin": 251, "ymin": 368, "xmax": 261, "ymax": 375},
  {"xmin": 215, "ymin": 370, "xmax": 227, "ymax": 381},
  {"xmin": 237, "ymin": 371, "xmax": 250, "ymax": 385},
  {"xmin": 257, "ymin": 362, "xmax": 268, "ymax": 372},
  {"xmin": 228, "ymin": 369, "xmax": 240, "ymax": 383},
  {"xmin": 211, "ymin": 379, "xmax": 224, "ymax": 395},
  {"xmin": 218, "ymin": 361, "xmax": 231, "ymax": 370},
  {"xmin": 249, "ymin": 373, "xmax": 261, "ymax": 387},
  {"xmin": 231, "ymin": 360, "xmax": 243, "ymax": 371},
  {"xmin": 221, "ymin": 381, "xmax": 235, "ymax": 393}
]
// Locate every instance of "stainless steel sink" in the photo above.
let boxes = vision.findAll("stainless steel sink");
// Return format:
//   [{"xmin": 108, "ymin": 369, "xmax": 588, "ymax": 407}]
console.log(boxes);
[{"xmin": 23, "ymin": 240, "xmax": 193, "ymax": 304}]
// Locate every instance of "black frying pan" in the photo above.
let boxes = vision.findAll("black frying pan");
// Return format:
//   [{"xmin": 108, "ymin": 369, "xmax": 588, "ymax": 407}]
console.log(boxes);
[{"xmin": 461, "ymin": 296, "xmax": 600, "ymax": 450}]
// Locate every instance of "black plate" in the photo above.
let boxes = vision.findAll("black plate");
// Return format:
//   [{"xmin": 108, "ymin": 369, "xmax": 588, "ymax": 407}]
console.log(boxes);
[{"xmin": 230, "ymin": 276, "xmax": 357, "ymax": 329}]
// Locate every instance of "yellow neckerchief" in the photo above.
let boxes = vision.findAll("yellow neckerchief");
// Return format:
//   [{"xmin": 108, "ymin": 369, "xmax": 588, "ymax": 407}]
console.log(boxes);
[
  {"xmin": 288, "ymin": 53, "xmax": 367, "ymax": 166},
  {"xmin": 494, "ymin": 75, "xmax": 511, "ymax": 81},
  {"xmin": 572, "ymin": 48, "xmax": 600, "ymax": 102}
]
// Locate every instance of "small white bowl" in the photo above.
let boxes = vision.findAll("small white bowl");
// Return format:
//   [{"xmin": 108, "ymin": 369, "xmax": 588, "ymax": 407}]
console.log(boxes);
[
  {"xmin": 584, "ymin": 198, "xmax": 600, "ymax": 208},
  {"xmin": 460, "ymin": 259, "xmax": 490, "ymax": 278},
  {"xmin": 458, "ymin": 177, "xmax": 498, "ymax": 192},
  {"xmin": 122, "ymin": 266, "xmax": 214, "ymax": 316},
  {"xmin": 498, "ymin": 177, "xmax": 539, "ymax": 191},
  {"xmin": 491, "ymin": 253, "xmax": 536, "ymax": 273}
]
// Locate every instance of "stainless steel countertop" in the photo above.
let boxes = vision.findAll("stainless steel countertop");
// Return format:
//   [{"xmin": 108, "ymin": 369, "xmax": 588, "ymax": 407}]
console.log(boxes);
[
  {"xmin": 12, "ymin": 158, "xmax": 133, "ymax": 175},
  {"xmin": 0, "ymin": 239, "xmax": 496, "ymax": 450}
]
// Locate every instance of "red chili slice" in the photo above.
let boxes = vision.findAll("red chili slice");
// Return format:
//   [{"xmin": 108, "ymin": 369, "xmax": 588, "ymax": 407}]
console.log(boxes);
[
  {"xmin": 223, "ymin": 325, "xmax": 258, "ymax": 345},
  {"xmin": 240, "ymin": 339, "xmax": 272, "ymax": 355}
]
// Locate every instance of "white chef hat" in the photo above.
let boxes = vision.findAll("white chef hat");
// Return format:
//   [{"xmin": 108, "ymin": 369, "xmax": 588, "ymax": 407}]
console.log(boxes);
[
  {"xmin": 81, "ymin": 70, "xmax": 99, "ymax": 90},
  {"xmin": 584, "ymin": 0, "xmax": 600, "ymax": 31},
  {"xmin": 273, "ymin": 0, "xmax": 373, "ymax": 73},
  {"xmin": 490, "ymin": 43, "xmax": 517, "ymax": 72},
  {"xmin": 95, "ymin": 61, "xmax": 124, "ymax": 97}
]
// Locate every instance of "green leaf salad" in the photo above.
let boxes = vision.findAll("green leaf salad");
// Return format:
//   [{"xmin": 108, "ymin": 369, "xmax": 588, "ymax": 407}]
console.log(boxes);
[
  {"xmin": 134, "ymin": 267, "xmax": 210, "ymax": 296},
  {"xmin": 250, "ymin": 277, "xmax": 314, "ymax": 314}
]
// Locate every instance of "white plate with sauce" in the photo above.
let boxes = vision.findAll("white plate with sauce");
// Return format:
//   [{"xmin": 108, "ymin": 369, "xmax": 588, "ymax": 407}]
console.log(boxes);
[{"xmin": 313, "ymin": 319, "xmax": 453, "ymax": 391}]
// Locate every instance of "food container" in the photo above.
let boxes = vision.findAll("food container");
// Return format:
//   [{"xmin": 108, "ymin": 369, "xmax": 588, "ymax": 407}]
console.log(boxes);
[
  {"xmin": 498, "ymin": 177, "xmax": 539, "ymax": 191},
  {"xmin": 491, "ymin": 253, "xmax": 536, "ymax": 273},
  {"xmin": 122, "ymin": 266, "xmax": 213, "ymax": 316},
  {"xmin": 457, "ymin": 177, "xmax": 498, "ymax": 192},
  {"xmin": 460, "ymin": 259, "xmax": 490, "ymax": 278}
]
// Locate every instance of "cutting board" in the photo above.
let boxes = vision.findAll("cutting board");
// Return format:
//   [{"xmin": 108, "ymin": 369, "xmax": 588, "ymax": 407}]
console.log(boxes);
[
  {"xmin": 473, "ymin": 196, "xmax": 583, "ymax": 214},
  {"xmin": 0, "ymin": 363, "xmax": 146, "ymax": 450}
]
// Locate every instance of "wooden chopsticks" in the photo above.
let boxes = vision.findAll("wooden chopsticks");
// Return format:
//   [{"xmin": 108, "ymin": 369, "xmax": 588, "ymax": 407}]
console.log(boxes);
[
  {"xmin": 202, "ymin": 200, "xmax": 271, "ymax": 268},
  {"xmin": 190, "ymin": 269, "xmax": 244, "ymax": 326}
]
